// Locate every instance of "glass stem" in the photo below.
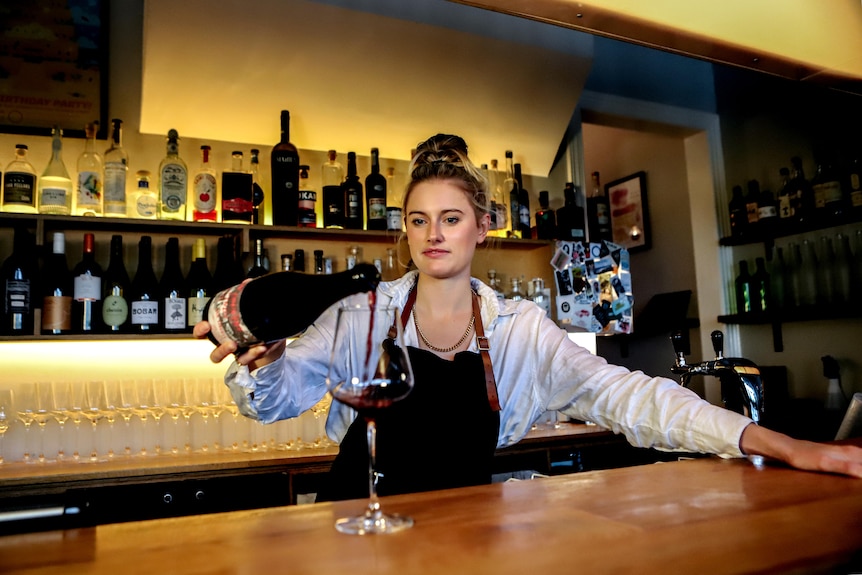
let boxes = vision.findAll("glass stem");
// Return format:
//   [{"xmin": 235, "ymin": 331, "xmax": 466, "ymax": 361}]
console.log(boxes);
[{"xmin": 365, "ymin": 418, "xmax": 382, "ymax": 518}]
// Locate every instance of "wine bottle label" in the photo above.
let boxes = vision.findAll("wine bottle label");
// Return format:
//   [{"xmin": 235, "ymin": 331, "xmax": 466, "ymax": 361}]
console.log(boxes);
[
  {"xmin": 2, "ymin": 173, "xmax": 36, "ymax": 205},
  {"xmin": 40, "ymin": 187, "xmax": 68, "ymax": 207},
  {"xmin": 4, "ymin": 279, "xmax": 30, "ymax": 313},
  {"xmin": 131, "ymin": 300, "xmax": 159, "ymax": 325},
  {"xmin": 160, "ymin": 163, "xmax": 187, "ymax": 211},
  {"xmin": 596, "ymin": 203, "xmax": 610, "ymax": 226},
  {"xmin": 386, "ymin": 207, "xmax": 403, "ymax": 231},
  {"xmin": 104, "ymin": 164, "xmax": 126, "ymax": 205},
  {"xmin": 102, "ymin": 294, "xmax": 129, "ymax": 327},
  {"xmin": 207, "ymin": 281, "xmax": 258, "ymax": 347},
  {"xmin": 73, "ymin": 274, "xmax": 101, "ymax": 301},
  {"xmin": 164, "ymin": 296, "xmax": 187, "ymax": 329},
  {"xmin": 368, "ymin": 197, "xmax": 386, "ymax": 220},
  {"xmin": 42, "ymin": 295, "xmax": 72, "ymax": 331},
  {"xmin": 188, "ymin": 296, "xmax": 210, "ymax": 326},
  {"xmin": 758, "ymin": 206, "xmax": 777, "ymax": 219},
  {"xmin": 813, "ymin": 181, "xmax": 842, "ymax": 207},
  {"xmin": 194, "ymin": 173, "xmax": 217, "ymax": 213},
  {"xmin": 852, "ymin": 190, "xmax": 862, "ymax": 208},
  {"xmin": 77, "ymin": 171, "xmax": 102, "ymax": 207}
]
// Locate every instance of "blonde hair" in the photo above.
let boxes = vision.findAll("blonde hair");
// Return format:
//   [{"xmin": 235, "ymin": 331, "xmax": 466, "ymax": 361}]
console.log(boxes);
[{"xmin": 404, "ymin": 134, "xmax": 490, "ymax": 224}]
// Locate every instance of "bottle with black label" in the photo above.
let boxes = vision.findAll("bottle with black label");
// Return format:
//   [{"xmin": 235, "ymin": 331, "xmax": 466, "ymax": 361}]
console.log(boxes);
[
  {"xmin": 101, "ymin": 235, "xmax": 131, "ymax": 333},
  {"xmin": 587, "ymin": 171, "xmax": 612, "ymax": 243},
  {"xmin": 556, "ymin": 183, "xmax": 586, "ymax": 242},
  {"xmin": 186, "ymin": 238, "xmax": 213, "ymax": 328},
  {"xmin": 72, "ymin": 233, "xmax": 103, "ymax": 333},
  {"xmin": 222, "ymin": 151, "xmax": 253, "ymax": 224},
  {"xmin": 130, "ymin": 236, "xmax": 160, "ymax": 333},
  {"xmin": 297, "ymin": 164, "xmax": 317, "ymax": 228},
  {"xmin": 270, "ymin": 110, "xmax": 300, "ymax": 226},
  {"xmin": 41, "ymin": 232, "xmax": 73, "ymax": 335},
  {"xmin": 365, "ymin": 148, "xmax": 387, "ymax": 230},
  {"xmin": 322, "ymin": 150, "xmax": 344, "ymax": 229},
  {"xmin": 2, "ymin": 226, "xmax": 37, "ymax": 334},
  {"xmin": 159, "ymin": 237, "xmax": 187, "ymax": 333},
  {"xmin": 343, "ymin": 152, "xmax": 364, "ymax": 230},
  {"xmin": 2, "ymin": 145, "xmax": 37, "ymax": 214}
]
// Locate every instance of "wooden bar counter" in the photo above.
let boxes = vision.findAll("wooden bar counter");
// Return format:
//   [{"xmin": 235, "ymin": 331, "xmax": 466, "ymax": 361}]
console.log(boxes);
[{"xmin": 2, "ymin": 451, "xmax": 862, "ymax": 574}]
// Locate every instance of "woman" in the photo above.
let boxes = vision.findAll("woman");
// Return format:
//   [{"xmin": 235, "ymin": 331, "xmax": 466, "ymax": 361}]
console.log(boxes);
[{"xmin": 195, "ymin": 134, "xmax": 862, "ymax": 498}]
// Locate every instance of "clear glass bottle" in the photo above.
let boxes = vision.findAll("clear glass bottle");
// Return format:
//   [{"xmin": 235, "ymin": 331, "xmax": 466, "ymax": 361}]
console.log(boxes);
[
  {"xmin": 2, "ymin": 144, "xmax": 37, "ymax": 213},
  {"xmin": 489, "ymin": 159, "xmax": 508, "ymax": 237},
  {"xmin": 322, "ymin": 150, "xmax": 344, "ymax": 229},
  {"xmin": 506, "ymin": 276, "xmax": 525, "ymax": 301},
  {"xmin": 192, "ymin": 145, "xmax": 218, "ymax": 222},
  {"xmin": 487, "ymin": 269, "xmax": 505, "ymax": 300},
  {"xmin": 158, "ymin": 129, "xmax": 188, "ymax": 220},
  {"xmin": 769, "ymin": 246, "xmax": 787, "ymax": 311},
  {"xmin": 382, "ymin": 248, "xmax": 401, "ymax": 282},
  {"xmin": 38, "ymin": 127, "xmax": 73, "ymax": 215},
  {"xmin": 75, "ymin": 122, "xmax": 104, "ymax": 216},
  {"xmin": 529, "ymin": 277, "xmax": 551, "ymax": 318},
  {"xmin": 103, "ymin": 118, "xmax": 128, "ymax": 217},
  {"xmin": 132, "ymin": 170, "xmax": 158, "ymax": 219}
]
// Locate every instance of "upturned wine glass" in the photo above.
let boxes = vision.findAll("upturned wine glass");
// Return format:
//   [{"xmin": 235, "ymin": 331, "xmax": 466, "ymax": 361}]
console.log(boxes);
[{"xmin": 326, "ymin": 303, "xmax": 414, "ymax": 535}]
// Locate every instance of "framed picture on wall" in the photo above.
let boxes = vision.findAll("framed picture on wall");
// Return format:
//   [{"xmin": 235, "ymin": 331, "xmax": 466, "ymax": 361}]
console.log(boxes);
[
  {"xmin": 605, "ymin": 171, "xmax": 650, "ymax": 252},
  {"xmin": 0, "ymin": 0, "xmax": 109, "ymax": 138}
]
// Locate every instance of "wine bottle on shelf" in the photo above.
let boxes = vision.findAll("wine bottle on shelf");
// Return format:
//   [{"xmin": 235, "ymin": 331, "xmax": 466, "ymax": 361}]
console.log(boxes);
[
  {"xmin": 776, "ymin": 167, "xmax": 793, "ymax": 225},
  {"xmin": 504, "ymin": 151, "xmax": 520, "ymax": 238},
  {"xmin": 728, "ymin": 185, "xmax": 747, "ymax": 238},
  {"xmin": 1, "ymin": 144, "xmax": 37, "ymax": 214},
  {"xmin": 832, "ymin": 233, "xmax": 853, "ymax": 306},
  {"xmin": 186, "ymin": 238, "xmax": 213, "ymax": 328},
  {"xmin": 489, "ymin": 159, "xmax": 508, "ymax": 236},
  {"xmin": 556, "ymin": 182, "xmax": 586, "ymax": 242},
  {"xmin": 535, "ymin": 190, "xmax": 556, "ymax": 240},
  {"xmin": 158, "ymin": 129, "xmax": 188, "ymax": 220},
  {"xmin": 2, "ymin": 226, "xmax": 37, "ymax": 335},
  {"xmin": 38, "ymin": 126, "xmax": 73, "ymax": 215},
  {"xmin": 297, "ymin": 164, "xmax": 317, "ymax": 228},
  {"xmin": 313, "ymin": 250, "xmax": 325, "ymax": 275},
  {"xmin": 481, "ymin": 164, "xmax": 497, "ymax": 233},
  {"xmin": 293, "ymin": 249, "xmax": 306, "ymax": 273},
  {"xmin": 385, "ymin": 166, "xmax": 402, "ymax": 232},
  {"xmin": 212, "ymin": 236, "xmax": 244, "ymax": 293},
  {"xmin": 365, "ymin": 148, "xmax": 387, "ymax": 230},
  {"xmin": 41, "ymin": 232, "xmax": 73, "ymax": 335},
  {"xmin": 797, "ymin": 239, "xmax": 818, "ymax": 307},
  {"xmin": 343, "ymin": 152, "xmax": 364, "ymax": 230},
  {"xmin": 788, "ymin": 157, "xmax": 814, "ymax": 226},
  {"xmin": 271, "ymin": 110, "xmax": 300, "ymax": 226},
  {"xmin": 159, "ymin": 237, "xmax": 188, "ymax": 333},
  {"xmin": 322, "ymin": 150, "xmax": 344, "ymax": 229},
  {"xmin": 848, "ymin": 156, "xmax": 862, "ymax": 214},
  {"xmin": 815, "ymin": 235, "xmax": 835, "ymax": 306},
  {"xmin": 103, "ymin": 118, "xmax": 128, "ymax": 217},
  {"xmin": 203, "ymin": 262, "xmax": 381, "ymax": 348},
  {"xmin": 587, "ymin": 171, "xmax": 612, "ymax": 243},
  {"xmin": 246, "ymin": 238, "xmax": 269, "ymax": 279},
  {"xmin": 734, "ymin": 260, "xmax": 752, "ymax": 314},
  {"xmin": 769, "ymin": 246, "xmax": 787, "ymax": 311},
  {"xmin": 192, "ymin": 145, "xmax": 218, "ymax": 222},
  {"xmin": 750, "ymin": 257, "xmax": 770, "ymax": 313},
  {"xmin": 132, "ymin": 170, "xmax": 158, "ymax": 220},
  {"xmin": 222, "ymin": 151, "xmax": 253, "ymax": 224},
  {"xmin": 744, "ymin": 180, "xmax": 761, "ymax": 233},
  {"xmin": 130, "ymin": 236, "xmax": 160, "ymax": 333},
  {"xmin": 72, "ymin": 233, "xmax": 103, "ymax": 333},
  {"xmin": 515, "ymin": 164, "xmax": 531, "ymax": 238},
  {"xmin": 250, "ymin": 149, "xmax": 265, "ymax": 225},
  {"xmin": 101, "ymin": 235, "xmax": 131, "ymax": 333},
  {"xmin": 756, "ymin": 188, "xmax": 778, "ymax": 238},
  {"xmin": 811, "ymin": 159, "xmax": 846, "ymax": 223},
  {"xmin": 75, "ymin": 122, "xmax": 104, "ymax": 217}
]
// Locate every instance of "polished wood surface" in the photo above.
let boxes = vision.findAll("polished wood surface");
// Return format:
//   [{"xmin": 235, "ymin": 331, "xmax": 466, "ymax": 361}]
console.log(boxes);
[{"xmin": 2, "ymin": 453, "xmax": 861, "ymax": 574}]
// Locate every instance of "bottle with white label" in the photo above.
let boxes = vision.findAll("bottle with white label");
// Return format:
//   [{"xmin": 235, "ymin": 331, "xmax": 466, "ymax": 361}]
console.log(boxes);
[
  {"xmin": 72, "ymin": 233, "xmax": 103, "ymax": 333},
  {"xmin": 38, "ymin": 126, "xmax": 73, "ymax": 215},
  {"xmin": 192, "ymin": 145, "xmax": 218, "ymax": 221},
  {"xmin": 159, "ymin": 129, "xmax": 187, "ymax": 220},
  {"xmin": 130, "ymin": 236, "xmax": 160, "ymax": 333},
  {"xmin": 103, "ymin": 119, "xmax": 128, "ymax": 217},
  {"xmin": 1, "ymin": 144, "xmax": 37, "ymax": 214},
  {"xmin": 132, "ymin": 170, "xmax": 158, "ymax": 219},
  {"xmin": 159, "ymin": 237, "xmax": 187, "ymax": 333},
  {"xmin": 75, "ymin": 122, "xmax": 104, "ymax": 216}
]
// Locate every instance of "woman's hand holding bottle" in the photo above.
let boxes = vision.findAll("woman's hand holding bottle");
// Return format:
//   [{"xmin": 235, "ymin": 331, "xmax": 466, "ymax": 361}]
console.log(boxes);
[{"xmin": 193, "ymin": 320, "xmax": 286, "ymax": 370}]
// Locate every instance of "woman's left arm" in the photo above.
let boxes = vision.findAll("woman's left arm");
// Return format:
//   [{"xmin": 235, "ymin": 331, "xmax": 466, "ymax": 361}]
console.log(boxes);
[{"xmin": 740, "ymin": 423, "xmax": 862, "ymax": 478}]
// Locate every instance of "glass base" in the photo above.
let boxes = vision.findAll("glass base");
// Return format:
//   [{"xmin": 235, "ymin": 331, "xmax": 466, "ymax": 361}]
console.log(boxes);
[{"xmin": 335, "ymin": 511, "xmax": 413, "ymax": 535}]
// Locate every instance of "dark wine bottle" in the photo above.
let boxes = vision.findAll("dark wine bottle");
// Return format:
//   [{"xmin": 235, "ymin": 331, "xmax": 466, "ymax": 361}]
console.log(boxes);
[
  {"xmin": 186, "ymin": 237, "xmax": 213, "ymax": 329},
  {"xmin": 250, "ymin": 148, "xmax": 265, "ymax": 225},
  {"xmin": 556, "ymin": 182, "xmax": 586, "ymax": 242},
  {"xmin": 221, "ymin": 151, "xmax": 253, "ymax": 224},
  {"xmin": 101, "ymin": 234, "xmax": 131, "ymax": 333},
  {"xmin": 515, "ymin": 163, "xmax": 531, "ymax": 238},
  {"xmin": 504, "ymin": 151, "xmax": 520, "ymax": 238},
  {"xmin": 204, "ymin": 262, "xmax": 381, "ymax": 348},
  {"xmin": 365, "ymin": 148, "xmax": 387, "ymax": 230},
  {"xmin": 130, "ymin": 236, "xmax": 160, "ymax": 333},
  {"xmin": 41, "ymin": 231, "xmax": 73, "ymax": 335},
  {"xmin": 343, "ymin": 152, "xmax": 364, "ymax": 230},
  {"xmin": 2, "ymin": 226, "xmax": 37, "ymax": 335},
  {"xmin": 322, "ymin": 150, "xmax": 344, "ymax": 229},
  {"xmin": 246, "ymin": 238, "xmax": 268, "ymax": 279},
  {"xmin": 271, "ymin": 110, "xmax": 300, "ymax": 226},
  {"xmin": 297, "ymin": 164, "xmax": 317, "ymax": 228},
  {"xmin": 159, "ymin": 237, "xmax": 187, "ymax": 333},
  {"xmin": 586, "ymin": 171, "xmax": 612, "ymax": 243},
  {"xmin": 72, "ymin": 232, "xmax": 103, "ymax": 334},
  {"xmin": 735, "ymin": 260, "xmax": 752, "ymax": 314},
  {"xmin": 212, "ymin": 236, "xmax": 244, "ymax": 293},
  {"xmin": 535, "ymin": 190, "xmax": 556, "ymax": 240},
  {"xmin": 728, "ymin": 184, "xmax": 747, "ymax": 238}
]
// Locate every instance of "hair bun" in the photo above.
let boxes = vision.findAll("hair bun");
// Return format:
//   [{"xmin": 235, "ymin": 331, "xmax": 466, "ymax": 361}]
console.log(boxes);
[{"xmin": 414, "ymin": 133, "xmax": 468, "ymax": 166}]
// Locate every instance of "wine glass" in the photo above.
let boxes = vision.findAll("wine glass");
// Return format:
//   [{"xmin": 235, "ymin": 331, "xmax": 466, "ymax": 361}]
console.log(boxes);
[
  {"xmin": 33, "ymin": 382, "xmax": 55, "ymax": 463},
  {"xmin": 83, "ymin": 381, "xmax": 108, "ymax": 462},
  {"xmin": 326, "ymin": 303, "xmax": 414, "ymax": 535},
  {"xmin": 50, "ymin": 382, "xmax": 71, "ymax": 461},
  {"xmin": 14, "ymin": 385, "xmax": 36, "ymax": 463},
  {"xmin": 0, "ymin": 389, "xmax": 11, "ymax": 464}
]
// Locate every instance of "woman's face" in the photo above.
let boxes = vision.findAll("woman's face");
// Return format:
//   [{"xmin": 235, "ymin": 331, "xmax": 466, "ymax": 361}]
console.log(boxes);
[{"xmin": 405, "ymin": 179, "xmax": 489, "ymax": 281}]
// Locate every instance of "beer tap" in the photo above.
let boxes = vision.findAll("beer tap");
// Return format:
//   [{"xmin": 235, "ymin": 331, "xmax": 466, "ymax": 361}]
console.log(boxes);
[{"xmin": 670, "ymin": 330, "xmax": 764, "ymax": 424}]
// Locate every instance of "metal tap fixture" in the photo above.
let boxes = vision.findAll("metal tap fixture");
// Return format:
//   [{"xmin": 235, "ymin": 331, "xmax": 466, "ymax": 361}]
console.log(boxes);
[{"xmin": 670, "ymin": 330, "xmax": 764, "ymax": 424}]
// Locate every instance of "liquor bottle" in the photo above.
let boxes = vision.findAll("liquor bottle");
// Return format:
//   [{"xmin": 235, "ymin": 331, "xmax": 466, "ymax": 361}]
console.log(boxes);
[
  {"xmin": 385, "ymin": 166, "xmax": 403, "ymax": 232},
  {"xmin": 75, "ymin": 122, "xmax": 104, "ymax": 217},
  {"xmin": 322, "ymin": 150, "xmax": 344, "ymax": 229},
  {"xmin": 529, "ymin": 277, "xmax": 551, "ymax": 318},
  {"xmin": 246, "ymin": 238, "xmax": 268, "ymax": 279},
  {"xmin": 487, "ymin": 159, "xmax": 507, "ymax": 236},
  {"xmin": 848, "ymin": 156, "xmax": 862, "ymax": 214},
  {"xmin": 535, "ymin": 190, "xmax": 556, "ymax": 240},
  {"xmin": 41, "ymin": 232, "xmax": 73, "ymax": 335},
  {"xmin": 776, "ymin": 167, "xmax": 793, "ymax": 225},
  {"xmin": 487, "ymin": 269, "xmax": 505, "ymax": 300},
  {"xmin": 130, "ymin": 236, "xmax": 160, "ymax": 333},
  {"xmin": 212, "ymin": 236, "xmax": 244, "ymax": 293},
  {"xmin": 313, "ymin": 249, "xmax": 325, "ymax": 275},
  {"xmin": 750, "ymin": 257, "xmax": 770, "ymax": 313},
  {"xmin": 365, "ymin": 148, "xmax": 387, "ymax": 230},
  {"xmin": 734, "ymin": 260, "xmax": 752, "ymax": 314},
  {"xmin": 297, "ymin": 164, "xmax": 317, "ymax": 228},
  {"xmin": 192, "ymin": 145, "xmax": 218, "ymax": 222},
  {"xmin": 103, "ymin": 118, "xmax": 128, "ymax": 217},
  {"xmin": 203, "ymin": 262, "xmax": 381, "ymax": 348},
  {"xmin": 811, "ymin": 159, "xmax": 846, "ymax": 223},
  {"xmin": 481, "ymin": 164, "xmax": 497, "ymax": 233},
  {"xmin": 504, "ymin": 151, "xmax": 520, "ymax": 238},
  {"xmin": 222, "ymin": 151, "xmax": 253, "ymax": 224},
  {"xmin": 38, "ymin": 126, "xmax": 73, "ymax": 215},
  {"xmin": 744, "ymin": 180, "xmax": 761, "ymax": 233},
  {"xmin": 132, "ymin": 170, "xmax": 158, "ymax": 219},
  {"xmin": 506, "ymin": 276, "xmax": 525, "ymax": 301},
  {"xmin": 271, "ymin": 110, "xmax": 300, "ymax": 226},
  {"xmin": 556, "ymin": 183, "xmax": 586, "ymax": 242},
  {"xmin": 788, "ymin": 157, "xmax": 814, "ymax": 226},
  {"xmin": 250, "ymin": 149, "xmax": 264, "ymax": 225},
  {"xmin": 159, "ymin": 237, "xmax": 187, "ymax": 333},
  {"xmin": 381, "ymin": 248, "xmax": 400, "ymax": 282},
  {"xmin": 587, "ymin": 171, "xmax": 612, "ymax": 243},
  {"xmin": 186, "ymin": 238, "xmax": 213, "ymax": 328},
  {"xmin": 728, "ymin": 185, "xmax": 748, "ymax": 238},
  {"xmin": 294, "ymin": 249, "xmax": 306, "ymax": 273},
  {"xmin": 343, "ymin": 152, "xmax": 364, "ymax": 230},
  {"xmin": 515, "ymin": 164, "xmax": 531, "ymax": 238},
  {"xmin": 1, "ymin": 226, "xmax": 37, "ymax": 335},
  {"xmin": 756, "ymin": 188, "xmax": 778, "ymax": 238},
  {"xmin": 101, "ymin": 235, "xmax": 131, "ymax": 333},
  {"xmin": 1, "ymin": 145, "xmax": 37, "ymax": 213},
  {"xmin": 280, "ymin": 253, "xmax": 293, "ymax": 272},
  {"xmin": 72, "ymin": 233, "xmax": 103, "ymax": 333},
  {"xmin": 158, "ymin": 129, "xmax": 187, "ymax": 220}
]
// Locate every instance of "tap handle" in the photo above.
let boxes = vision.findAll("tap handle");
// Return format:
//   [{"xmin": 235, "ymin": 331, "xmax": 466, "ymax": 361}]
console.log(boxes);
[
  {"xmin": 670, "ymin": 330, "xmax": 688, "ymax": 365},
  {"xmin": 711, "ymin": 330, "xmax": 724, "ymax": 359}
]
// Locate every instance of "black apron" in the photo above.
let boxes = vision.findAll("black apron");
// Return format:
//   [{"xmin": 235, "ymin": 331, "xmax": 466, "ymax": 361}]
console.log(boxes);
[{"xmin": 316, "ymin": 290, "xmax": 501, "ymax": 502}]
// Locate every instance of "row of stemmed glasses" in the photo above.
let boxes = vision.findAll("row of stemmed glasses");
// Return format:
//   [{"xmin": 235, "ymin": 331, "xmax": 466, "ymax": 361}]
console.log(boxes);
[{"xmin": 0, "ymin": 389, "xmax": 10, "ymax": 464}]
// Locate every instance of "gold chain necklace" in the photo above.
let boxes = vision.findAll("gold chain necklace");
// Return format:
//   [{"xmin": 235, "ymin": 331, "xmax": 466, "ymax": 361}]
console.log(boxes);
[{"xmin": 413, "ymin": 309, "xmax": 475, "ymax": 353}]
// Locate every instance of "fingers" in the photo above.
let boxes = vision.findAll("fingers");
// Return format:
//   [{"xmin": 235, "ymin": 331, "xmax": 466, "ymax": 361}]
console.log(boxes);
[
  {"xmin": 193, "ymin": 321, "xmax": 211, "ymax": 340},
  {"xmin": 210, "ymin": 341, "xmax": 238, "ymax": 364}
]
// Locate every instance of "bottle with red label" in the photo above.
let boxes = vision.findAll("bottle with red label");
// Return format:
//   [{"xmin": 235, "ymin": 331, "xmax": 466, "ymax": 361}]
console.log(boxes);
[
  {"xmin": 221, "ymin": 151, "xmax": 253, "ymax": 224},
  {"xmin": 193, "ymin": 145, "xmax": 218, "ymax": 221}
]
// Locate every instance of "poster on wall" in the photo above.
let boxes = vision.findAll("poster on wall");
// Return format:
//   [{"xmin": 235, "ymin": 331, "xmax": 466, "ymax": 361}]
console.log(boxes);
[{"xmin": 0, "ymin": 0, "xmax": 108, "ymax": 138}]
